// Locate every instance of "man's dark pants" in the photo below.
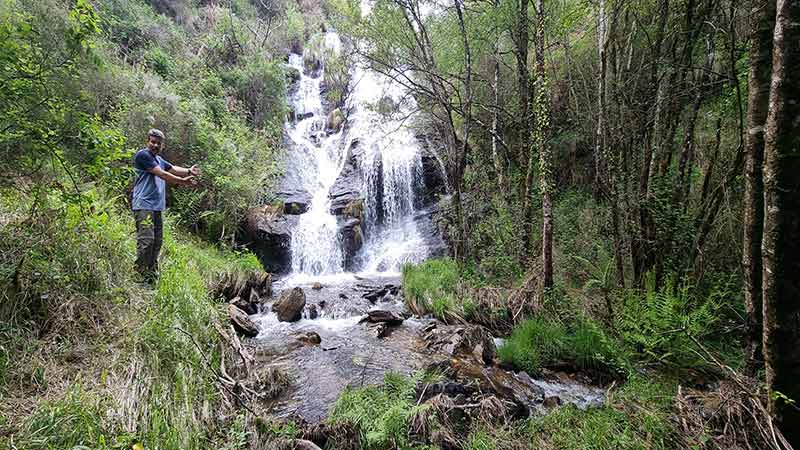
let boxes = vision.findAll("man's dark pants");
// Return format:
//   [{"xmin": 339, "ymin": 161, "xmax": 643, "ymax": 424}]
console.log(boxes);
[{"xmin": 134, "ymin": 210, "xmax": 163, "ymax": 280}]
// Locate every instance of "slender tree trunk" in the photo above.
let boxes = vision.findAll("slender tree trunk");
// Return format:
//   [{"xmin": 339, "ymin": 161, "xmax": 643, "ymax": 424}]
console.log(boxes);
[
  {"xmin": 516, "ymin": 0, "xmax": 530, "ymax": 162},
  {"xmin": 699, "ymin": 117, "xmax": 722, "ymax": 206},
  {"xmin": 743, "ymin": 0, "xmax": 775, "ymax": 376},
  {"xmin": 634, "ymin": 0, "xmax": 668, "ymax": 285},
  {"xmin": 595, "ymin": 0, "xmax": 609, "ymax": 196},
  {"xmin": 492, "ymin": 3, "xmax": 507, "ymax": 194},
  {"xmin": 676, "ymin": 36, "xmax": 714, "ymax": 208},
  {"xmin": 452, "ymin": 0, "xmax": 472, "ymax": 262},
  {"xmin": 534, "ymin": 0, "xmax": 552, "ymax": 289},
  {"xmin": 762, "ymin": 0, "xmax": 800, "ymax": 443}
]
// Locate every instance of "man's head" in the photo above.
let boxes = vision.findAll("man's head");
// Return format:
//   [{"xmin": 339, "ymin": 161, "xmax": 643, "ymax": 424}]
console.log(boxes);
[{"xmin": 146, "ymin": 129, "xmax": 165, "ymax": 154}]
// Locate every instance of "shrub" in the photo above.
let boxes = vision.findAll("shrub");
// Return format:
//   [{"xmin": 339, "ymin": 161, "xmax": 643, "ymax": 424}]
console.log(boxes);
[{"xmin": 615, "ymin": 273, "xmax": 735, "ymax": 371}]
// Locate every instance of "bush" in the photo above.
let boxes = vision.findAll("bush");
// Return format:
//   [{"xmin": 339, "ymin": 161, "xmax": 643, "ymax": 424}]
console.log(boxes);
[{"xmin": 469, "ymin": 196, "xmax": 526, "ymax": 283}]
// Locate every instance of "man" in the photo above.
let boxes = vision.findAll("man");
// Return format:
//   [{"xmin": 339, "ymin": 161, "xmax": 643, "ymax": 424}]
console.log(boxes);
[{"xmin": 132, "ymin": 128, "xmax": 200, "ymax": 282}]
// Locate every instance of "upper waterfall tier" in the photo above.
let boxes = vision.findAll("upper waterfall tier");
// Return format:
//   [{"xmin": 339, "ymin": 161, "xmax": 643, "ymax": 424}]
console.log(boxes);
[{"xmin": 276, "ymin": 31, "xmax": 443, "ymax": 279}]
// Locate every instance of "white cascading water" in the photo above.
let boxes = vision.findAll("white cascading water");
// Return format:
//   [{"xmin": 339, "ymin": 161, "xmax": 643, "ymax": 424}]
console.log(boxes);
[
  {"xmin": 286, "ymin": 32, "xmax": 430, "ymax": 278},
  {"xmin": 287, "ymin": 46, "xmax": 346, "ymax": 275}
]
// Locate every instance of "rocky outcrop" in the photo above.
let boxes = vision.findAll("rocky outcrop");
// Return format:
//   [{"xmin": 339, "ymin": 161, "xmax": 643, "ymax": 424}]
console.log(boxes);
[
  {"xmin": 242, "ymin": 205, "xmax": 299, "ymax": 274},
  {"xmin": 338, "ymin": 217, "xmax": 363, "ymax": 270},
  {"xmin": 422, "ymin": 324, "xmax": 496, "ymax": 366},
  {"xmin": 303, "ymin": 51, "xmax": 322, "ymax": 77},
  {"xmin": 272, "ymin": 287, "xmax": 306, "ymax": 322},
  {"xmin": 229, "ymin": 304, "xmax": 259, "ymax": 337},
  {"xmin": 360, "ymin": 283, "xmax": 401, "ymax": 303},
  {"xmin": 329, "ymin": 165, "xmax": 362, "ymax": 216},
  {"xmin": 285, "ymin": 64, "xmax": 302, "ymax": 86},
  {"xmin": 295, "ymin": 331, "xmax": 322, "ymax": 345},
  {"xmin": 361, "ymin": 310, "xmax": 404, "ymax": 326},
  {"xmin": 325, "ymin": 108, "xmax": 345, "ymax": 134},
  {"xmin": 277, "ymin": 189, "xmax": 312, "ymax": 215},
  {"xmin": 214, "ymin": 270, "xmax": 272, "ymax": 310}
]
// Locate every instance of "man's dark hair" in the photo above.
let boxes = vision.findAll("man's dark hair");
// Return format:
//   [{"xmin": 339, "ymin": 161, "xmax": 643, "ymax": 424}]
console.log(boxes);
[{"xmin": 148, "ymin": 128, "xmax": 165, "ymax": 140}]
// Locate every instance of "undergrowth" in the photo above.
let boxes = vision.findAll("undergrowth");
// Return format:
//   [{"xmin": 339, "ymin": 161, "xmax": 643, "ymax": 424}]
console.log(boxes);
[
  {"xmin": 497, "ymin": 316, "xmax": 630, "ymax": 379},
  {"xmin": 528, "ymin": 377, "xmax": 678, "ymax": 450},
  {"xmin": 328, "ymin": 373, "xmax": 434, "ymax": 450},
  {"xmin": 0, "ymin": 189, "xmax": 266, "ymax": 449}
]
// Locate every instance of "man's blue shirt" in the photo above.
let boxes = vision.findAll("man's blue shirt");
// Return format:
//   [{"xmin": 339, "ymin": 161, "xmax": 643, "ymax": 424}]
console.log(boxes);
[{"xmin": 132, "ymin": 148, "xmax": 173, "ymax": 211}]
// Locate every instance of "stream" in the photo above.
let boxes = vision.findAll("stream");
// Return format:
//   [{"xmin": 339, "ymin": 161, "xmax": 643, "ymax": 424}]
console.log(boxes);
[{"xmin": 247, "ymin": 31, "xmax": 605, "ymax": 423}]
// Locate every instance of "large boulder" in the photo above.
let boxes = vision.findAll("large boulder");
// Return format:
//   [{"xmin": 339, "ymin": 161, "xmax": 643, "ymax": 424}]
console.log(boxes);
[
  {"xmin": 229, "ymin": 304, "xmax": 259, "ymax": 337},
  {"xmin": 276, "ymin": 189, "xmax": 312, "ymax": 215},
  {"xmin": 337, "ymin": 217, "xmax": 363, "ymax": 271},
  {"xmin": 242, "ymin": 205, "xmax": 299, "ymax": 274},
  {"xmin": 326, "ymin": 108, "xmax": 345, "ymax": 134},
  {"xmin": 272, "ymin": 287, "xmax": 306, "ymax": 322},
  {"xmin": 361, "ymin": 310, "xmax": 404, "ymax": 326}
]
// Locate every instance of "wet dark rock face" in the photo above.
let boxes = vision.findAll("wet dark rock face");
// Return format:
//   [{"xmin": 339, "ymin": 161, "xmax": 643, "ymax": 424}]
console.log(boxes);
[
  {"xmin": 277, "ymin": 189, "xmax": 313, "ymax": 215},
  {"xmin": 242, "ymin": 205, "xmax": 298, "ymax": 274}
]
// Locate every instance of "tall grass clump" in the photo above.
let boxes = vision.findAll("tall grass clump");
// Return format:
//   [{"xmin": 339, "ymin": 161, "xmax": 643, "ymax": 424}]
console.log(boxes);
[
  {"xmin": 527, "ymin": 377, "xmax": 677, "ymax": 450},
  {"xmin": 127, "ymin": 218, "xmax": 262, "ymax": 448},
  {"xmin": 402, "ymin": 258, "xmax": 461, "ymax": 318},
  {"xmin": 12, "ymin": 387, "xmax": 127, "ymax": 450},
  {"xmin": 497, "ymin": 317, "xmax": 629, "ymax": 378}
]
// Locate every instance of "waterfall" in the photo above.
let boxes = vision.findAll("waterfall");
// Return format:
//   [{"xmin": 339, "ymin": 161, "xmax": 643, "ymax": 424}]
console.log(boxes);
[{"xmin": 284, "ymin": 32, "xmax": 433, "ymax": 278}]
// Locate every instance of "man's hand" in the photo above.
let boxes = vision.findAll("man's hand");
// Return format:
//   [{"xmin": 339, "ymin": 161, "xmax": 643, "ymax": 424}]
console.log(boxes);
[
  {"xmin": 189, "ymin": 165, "xmax": 202, "ymax": 177},
  {"xmin": 181, "ymin": 175, "xmax": 198, "ymax": 187}
]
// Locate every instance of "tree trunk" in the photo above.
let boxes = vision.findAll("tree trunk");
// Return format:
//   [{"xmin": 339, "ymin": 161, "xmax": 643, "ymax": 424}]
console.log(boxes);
[
  {"xmin": 762, "ymin": 0, "xmax": 800, "ymax": 443},
  {"xmin": 515, "ymin": 0, "xmax": 530, "ymax": 164},
  {"xmin": 534, "ymin": 0, "xmax": 552, "ymax": 289},
  {"xmin": 492, "ymin": 3, "xmax": 507, "ymax": 195},
  {"xmin": 743, "ymin": 0, "xmax": 775, "ymax": 376}
]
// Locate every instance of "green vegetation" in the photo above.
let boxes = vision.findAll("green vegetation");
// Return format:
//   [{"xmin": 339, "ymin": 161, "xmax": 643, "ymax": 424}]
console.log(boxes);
[
  {"xmin": 402, "ymin": 258, "xmax": 461, "ymax": 319},
  {"xmin": 328, "ymin": 373, "xmax": 678, "ymax": 450},
  {"xmin": 528, "ymin": 378, "xmax": 677, "ymax": 450},
  {"xmin": 329, "ymin": 373, "xmax": 432, "ymax": 450},
  {"xmin": 1, "ymin": 0, "xmax": 308, "ymax": 442},
  {"xmin": 0, "ymin": 187, "xmax": 265, "ymax": 448},
  {"xmin": 497, "ymin": 317, "xmax": 628, "ymax": 378}
]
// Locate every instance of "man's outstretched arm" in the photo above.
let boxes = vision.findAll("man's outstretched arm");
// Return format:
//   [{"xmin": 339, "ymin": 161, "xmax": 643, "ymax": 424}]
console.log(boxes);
[
  {"xmin": 168, "ymin": 164, "xmax": 201, "ymax": 177},
  {"xmin": 147, "ymin": 165, "xmax": 196, "ymax": 186}
]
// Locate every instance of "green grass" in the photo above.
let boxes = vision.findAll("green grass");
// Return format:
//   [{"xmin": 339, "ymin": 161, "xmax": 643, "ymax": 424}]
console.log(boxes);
[
  {"xmin": 497, "ymin": 317, "xmax": 630, "ymax": 378},
  {"xmin": 402, "ymin": 258, "xmax": 462, "ymax": 320},
  {"xmin": 0, "ymin": 190, "xmax": 271, "ymax": 449},
  {"xmin": 527, "ymin": 377, "xmax": 677, "ymax": 450}
]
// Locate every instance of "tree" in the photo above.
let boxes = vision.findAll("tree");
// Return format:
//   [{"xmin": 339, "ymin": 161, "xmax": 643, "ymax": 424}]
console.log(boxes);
[
  {"xmin": 533, "ymin": 0, "xmax": 552, "ymax": 289},
  {"xmin": 742, "ymin": 0, "xmax": 775, "ymax": 375},
  {"xmin": 761, "ymin": 0, "xmax": 800, "ymax": 443}
]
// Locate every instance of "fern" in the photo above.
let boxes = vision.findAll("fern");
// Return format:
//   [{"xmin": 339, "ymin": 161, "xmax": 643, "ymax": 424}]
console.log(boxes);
[{"xmin": 616, "ymin": 273, "xmax": 727, "ymax": 370}]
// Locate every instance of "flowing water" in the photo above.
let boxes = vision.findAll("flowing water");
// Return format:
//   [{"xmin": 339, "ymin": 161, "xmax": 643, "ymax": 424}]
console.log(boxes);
[{"xmin": 250, "ymin": 31, "xmax": 604, "ymax": 422}]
